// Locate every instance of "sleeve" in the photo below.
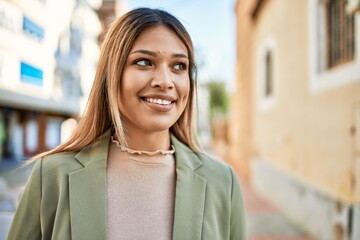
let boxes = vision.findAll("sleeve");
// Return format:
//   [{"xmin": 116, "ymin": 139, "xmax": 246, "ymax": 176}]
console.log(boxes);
[
  {"xmin": 7, "ymin": 160, "xmax": 42, "ymax": 240},
  {"xmin": 229, "ymin": 166, "xmax": 246, "ymax": 240}
]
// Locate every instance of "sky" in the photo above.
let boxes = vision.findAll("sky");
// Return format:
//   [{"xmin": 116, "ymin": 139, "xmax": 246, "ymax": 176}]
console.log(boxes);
[{"xmin": 121, "ymin": 0, "xmax": 237, "ymax": 89}]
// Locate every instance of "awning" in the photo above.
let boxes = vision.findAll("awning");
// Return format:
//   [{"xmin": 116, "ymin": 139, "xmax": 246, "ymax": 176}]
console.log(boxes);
[{"xmin": 0, "ymin": 89, "xmax": 80, "ymax": 116}]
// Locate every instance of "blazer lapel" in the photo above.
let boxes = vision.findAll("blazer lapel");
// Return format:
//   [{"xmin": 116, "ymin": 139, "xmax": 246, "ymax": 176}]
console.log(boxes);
[
  {"xmin": 171, "ymin": 136, "xmax": 207, "ymax": 240},
  {"xmin": 68, "ymin": 134, "xmax": 110, "ymax": 240}
]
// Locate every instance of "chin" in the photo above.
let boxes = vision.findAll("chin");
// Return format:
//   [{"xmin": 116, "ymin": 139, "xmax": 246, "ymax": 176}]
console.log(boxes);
[
  {"xmin": 142, "ymin": 120, "xmax": 177, "ymax": 133},
  {"xmin": 145, "ymin": 124, "xmax": 173, "ymax": 132}
]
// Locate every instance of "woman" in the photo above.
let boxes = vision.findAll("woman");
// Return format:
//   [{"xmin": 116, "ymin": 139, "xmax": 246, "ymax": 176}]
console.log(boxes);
[{"xmin": 8, "ymin": 8, "xmax": 246, "ymax": 240}]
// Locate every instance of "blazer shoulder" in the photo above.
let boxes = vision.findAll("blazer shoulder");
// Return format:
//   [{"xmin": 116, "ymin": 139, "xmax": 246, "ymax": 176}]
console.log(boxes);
[
  {"xmin": 39, "ymin": 151, "xmax": 82, "ymax": 175},
  {"xmin": 196, "ymin": 152, "xmax": 234, "ymax": 184}
]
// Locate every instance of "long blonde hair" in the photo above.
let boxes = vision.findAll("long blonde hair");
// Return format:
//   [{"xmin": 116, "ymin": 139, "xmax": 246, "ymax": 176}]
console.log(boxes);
[{"xmin": 34, "ymin": 8, "xmax": 199, "ymax": 160}]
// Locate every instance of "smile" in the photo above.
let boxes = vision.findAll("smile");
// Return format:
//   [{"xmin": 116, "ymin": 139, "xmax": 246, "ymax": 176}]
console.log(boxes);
[{"xmin": 144, "ymin": 98, "xmax": 173, "ymax": 105}]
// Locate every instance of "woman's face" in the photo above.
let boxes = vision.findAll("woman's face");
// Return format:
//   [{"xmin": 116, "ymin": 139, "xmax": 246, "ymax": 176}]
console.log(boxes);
[{"xmin": 119, "ymin": 26, "xmax": 190, "ymax": 136}]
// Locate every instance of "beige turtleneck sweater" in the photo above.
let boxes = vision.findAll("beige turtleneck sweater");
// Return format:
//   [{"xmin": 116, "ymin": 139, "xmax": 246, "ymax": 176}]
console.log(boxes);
[{"xmin": 106, "ymin": 143, "xmax": 176, "ymax": 240}]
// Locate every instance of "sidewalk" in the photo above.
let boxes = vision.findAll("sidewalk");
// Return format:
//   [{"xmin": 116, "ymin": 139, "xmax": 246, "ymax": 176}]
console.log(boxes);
[
  {"xmin": 0, "ymin": 162, "xmax": 32, "ymax": 239},
  {"xmin": 0, "ymin": 161, "xmax": 32, "ymax": 204},
  {"xmin": 241, "ymin": 178, "xmax": 316, "ymax": 240}
]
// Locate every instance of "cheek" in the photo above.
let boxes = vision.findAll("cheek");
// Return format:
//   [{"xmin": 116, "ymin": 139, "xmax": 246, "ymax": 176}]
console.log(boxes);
[
  {"xmin": 120, "ymin": 70, "xmax": 146, "ymax": 96},
  {"xmin": 119, "ymin": 70, "xmax": 136, "ymax": 112},
  {"xmin": 120, "ymin": 69, "xmax": 135, "ymax": 92},
  {"xmin": 177, "ymin": 77, "xmax": 191, "ymax": 99}
]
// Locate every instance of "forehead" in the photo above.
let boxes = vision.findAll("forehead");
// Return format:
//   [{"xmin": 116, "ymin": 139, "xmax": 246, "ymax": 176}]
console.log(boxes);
[{"xmin": 131, "ymin": 26, "xmax": 187, "ymax": 54}]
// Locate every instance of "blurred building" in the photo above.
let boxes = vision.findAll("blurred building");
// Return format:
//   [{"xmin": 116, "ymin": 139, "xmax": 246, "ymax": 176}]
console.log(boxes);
[
  {"xmin": 98, "ymin": 0, "xmax": 116, "ymax": 44},
  {"xmin": 230, "ymin": 0, "xmax": 360, "ymax": 239},
  {"xmin": 197, "ymin": 82, "xmax": 211, "ymax": 151},
  {"xmin": 0, "ymin": 0, "xmax": 102, "ymax": 165}
]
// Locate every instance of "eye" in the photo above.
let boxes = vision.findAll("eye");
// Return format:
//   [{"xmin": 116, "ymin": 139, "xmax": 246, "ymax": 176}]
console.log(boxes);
[
  {"xmin": 135, "ymin": 59, "xmax": 152, "ymax": 67},
  {"xmin": 173, "ymin": 62, "xmax": 187, "ymax": 71}
]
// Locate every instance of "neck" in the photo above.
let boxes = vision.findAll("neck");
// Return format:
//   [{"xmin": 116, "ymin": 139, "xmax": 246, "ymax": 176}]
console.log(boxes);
[{"xmin": 125, "ymin": 129, "xmax": 171, "ymax": 151}]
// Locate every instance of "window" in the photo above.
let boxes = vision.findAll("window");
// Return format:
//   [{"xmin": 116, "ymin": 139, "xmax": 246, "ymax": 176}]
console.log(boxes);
[
  {"xmin": 265, "ymin": 51, "xmax": 273, "ymax": 97},
  {"xmin": 45, "ymin": 117, "xmax": 62, "ymax": 149},
  {"xmin": 20, "ymin": 61, "xmax": 43, "ymax": 86},
  {"xmin": 25, "ymin": 119, "xmax": 38, "ymax": 153},
  {"xmin": 257, "ymin": 36, "xmax": 276, "ymax": 111},
  {"xmin": 326, "ymin": 0, "xmax": 355, "ymax": 68},
  {"xmin": 308, "ymin": 0, "xmax": 359, "ymax": 93},
  {"xmin": 22, "ymin": 16, "xmax": 44, "ymax": 41}
]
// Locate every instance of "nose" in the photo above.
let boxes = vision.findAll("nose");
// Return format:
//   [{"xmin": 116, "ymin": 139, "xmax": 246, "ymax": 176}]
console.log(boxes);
[{"xmin": 150, "ymin": 65, "xmax": 174, "ymax": 90}]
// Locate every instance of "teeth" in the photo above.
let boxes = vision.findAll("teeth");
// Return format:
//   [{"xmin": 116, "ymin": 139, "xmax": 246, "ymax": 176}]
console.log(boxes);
[{"xmin": 145, "ymin": 98, "xmax": 172, "ymax": 105}]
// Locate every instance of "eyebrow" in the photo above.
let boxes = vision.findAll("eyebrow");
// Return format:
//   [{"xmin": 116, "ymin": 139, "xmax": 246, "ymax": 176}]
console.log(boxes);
[{"xmin": 130, "ymin": 49, "xmax": 188, "ymax": 59}]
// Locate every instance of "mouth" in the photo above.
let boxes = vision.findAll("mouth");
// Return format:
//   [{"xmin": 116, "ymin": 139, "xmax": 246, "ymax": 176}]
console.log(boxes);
[
  {"xmin": 140, "ymin": 95, "xmax": 176, "ymax": 112},
  {"xmin": 142, "ymin": 97, "xmax": 174, "ymax": 105}
]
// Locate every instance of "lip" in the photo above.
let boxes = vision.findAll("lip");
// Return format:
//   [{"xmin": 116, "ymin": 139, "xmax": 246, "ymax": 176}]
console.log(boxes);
[{"xmin": 140, "ymin": 94, "xmax": 176, "ymax": 112}]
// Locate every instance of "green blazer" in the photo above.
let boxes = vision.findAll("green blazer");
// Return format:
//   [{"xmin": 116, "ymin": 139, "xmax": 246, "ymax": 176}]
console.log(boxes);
[{"xmin": 8, "ymin": 134, "xmax": 246, "ymax": 240}]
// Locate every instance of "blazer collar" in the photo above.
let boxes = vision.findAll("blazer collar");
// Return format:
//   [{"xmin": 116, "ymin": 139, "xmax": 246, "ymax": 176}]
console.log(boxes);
[
  {"xmin": 68, "ymin": 133, "xmax": 207, "ymax": 240},
  {"xmin": 171, "ymin": 135, "xmax": 207, "ymax": 240},
  {"xmin": 170, "ymin": 135, "xmax": 203, "ymax": 170},
  {"xmin": 73, "ymin": 133, "xmax": 202, "ymax": 169},
  {"xmin": 74, "ymin": 132, "xmax": 111, "ymax": 167},
  {"xmin": 69, "ymin": 132, "xmax": 110, "ymax": 240}
]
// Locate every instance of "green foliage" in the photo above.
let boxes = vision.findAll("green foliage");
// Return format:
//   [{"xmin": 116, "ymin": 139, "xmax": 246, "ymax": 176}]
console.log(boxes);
[{"xmin": 206, "ymin": 81, "xmax": 229, "ymax": 119}]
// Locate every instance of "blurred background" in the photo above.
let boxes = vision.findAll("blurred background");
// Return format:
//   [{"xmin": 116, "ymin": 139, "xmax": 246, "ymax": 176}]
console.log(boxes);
[{"xmin": 0, "ymin": 0, "xmax": 360, "ymax": 239}]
